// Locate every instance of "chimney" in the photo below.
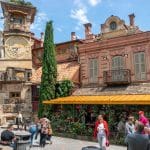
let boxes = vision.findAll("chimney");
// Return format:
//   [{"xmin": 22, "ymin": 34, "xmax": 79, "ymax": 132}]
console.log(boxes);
[
  {"xmin": 40, "ymin": 32, "xmax": 44, "ymax": 47},
  {"xmin": 40, "ymin": 32, "xmax": 44, "ymax": 41},
  {"xmin": 84, "ymin": 23, "xmax": 92, "ymax": 39},
  {"xmin": 129, "ymin": 13, "xmax": 135, "ymax": 26},
  {"xmin": 71, "ymin": 32, "xmax": 77, "ymax": 41}
]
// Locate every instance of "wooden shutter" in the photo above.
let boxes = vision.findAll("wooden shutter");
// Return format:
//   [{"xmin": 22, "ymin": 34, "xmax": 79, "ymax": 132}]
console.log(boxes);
[
  {"xmin": 140, "ymin": 52, "xmax": 146, "ymax": 80},
  {"xmin": 134, "ymin": 52, "xmax": 146, "ymax": 80},
  {"xmin": 112, "ymin": 56, "xmax": 123, "ymax": 70},
  {"xmin": 112, "ymin": 56, "xmax": 124, "ymax": 81},
  {"xmin": 89, "ymin": 58, "xmax": 98, "ymax": 83}
]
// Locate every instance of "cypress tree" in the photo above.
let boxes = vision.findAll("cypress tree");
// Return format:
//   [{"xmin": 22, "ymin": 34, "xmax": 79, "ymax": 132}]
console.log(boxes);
[{"xmin": 38, "ymin": 21, "xmax": 57, "ymax": 117}]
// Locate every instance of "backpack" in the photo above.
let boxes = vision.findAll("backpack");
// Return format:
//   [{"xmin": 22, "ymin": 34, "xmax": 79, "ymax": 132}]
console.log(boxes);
[{"xmin": 29, "ymin": 125, "xmax": 36, "ymax": 134}]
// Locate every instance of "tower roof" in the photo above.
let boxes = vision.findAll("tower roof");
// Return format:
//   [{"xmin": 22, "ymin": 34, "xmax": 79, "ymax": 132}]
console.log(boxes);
[{"xmin": 1, "ymin": 1, "xmax": 36, "ymax": 23}]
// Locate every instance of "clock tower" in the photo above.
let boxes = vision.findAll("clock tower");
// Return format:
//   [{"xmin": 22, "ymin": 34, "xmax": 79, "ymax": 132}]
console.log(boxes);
[
  {"xmin": 0, "ymin": 1, "xmax": 36, "ymax": 124},
  {"xmin": 0, "ymin": 1, "xmax": 36, "ymax": 70}
]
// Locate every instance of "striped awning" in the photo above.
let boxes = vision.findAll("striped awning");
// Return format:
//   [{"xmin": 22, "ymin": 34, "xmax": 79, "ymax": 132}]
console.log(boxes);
[{"xmin": 43, "ymin": 94, "xmax": 150, "ymax": 105}]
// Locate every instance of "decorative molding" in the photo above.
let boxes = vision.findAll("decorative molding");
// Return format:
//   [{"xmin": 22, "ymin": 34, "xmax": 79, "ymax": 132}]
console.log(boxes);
[{"xmin": 131, "ymin": 45, "xmax": 147, "ymax": 53}]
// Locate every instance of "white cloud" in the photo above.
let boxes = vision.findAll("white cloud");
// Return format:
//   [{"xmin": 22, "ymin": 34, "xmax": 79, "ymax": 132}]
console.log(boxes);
[
  {"xmin": 31, "ymin": 12, "xmax": 48, "ymax": 31},
  {"xmin": 88, "ymin": 0, "xmax": 102, "ymax": 6},
  {"xmin": 70, "ymin": 8, "xmax": 89, "ymax": 24},
  {"xmin": 71, "ymin": 0, "xmax": 89, "ymax": 31}
]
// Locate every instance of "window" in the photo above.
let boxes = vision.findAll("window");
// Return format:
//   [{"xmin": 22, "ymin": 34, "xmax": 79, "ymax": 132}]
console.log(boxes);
[
  {"xmin": 10, "ymin": 92, "xmax": 20, "ymax": 98},
  {"xmin": 112, "ymin": 56, "xmax": 124, "ymax": 70},
  {"xmin": 110, "ymin": 21, "xmax": 117, "ymax": 30},
  {"xmin": 89, "ymin": 58, "xmax": 98, "ymax": 83},
  {"xmin": 134, "ymin": 52, "xmax": 146, "ymax": 80},
  {"xmin": 10, "ymin": 16, "xmax": 23, "ymax": 24},
  {"xmin": 112, "ymin": 56, "xmax": 124, "ymax": 81}
]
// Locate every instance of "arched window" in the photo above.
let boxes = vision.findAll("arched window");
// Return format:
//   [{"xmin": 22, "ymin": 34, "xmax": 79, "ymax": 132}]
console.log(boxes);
[{"xmin": 110, "ymin": 21, "xmax": 117, "ymax": 30}]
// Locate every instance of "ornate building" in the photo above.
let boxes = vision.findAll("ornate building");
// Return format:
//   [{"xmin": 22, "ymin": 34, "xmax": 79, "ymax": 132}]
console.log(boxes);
[
  {"xmin": 42, "ymin": 14, "xmax": 150, "ymax": 107},
  {"xmin": 0, "ymin": 1, "xmax": 36, "ymax": 124},
  {"xmin": 73, "ymin": 14, "xmax": 150, "ymax": 96}
]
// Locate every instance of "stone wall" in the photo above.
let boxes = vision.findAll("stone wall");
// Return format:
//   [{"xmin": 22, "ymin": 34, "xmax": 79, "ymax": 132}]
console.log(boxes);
[
  {"xmin": 0, "ymin": 83, "xmax": 32, "ymax": 125},
  {"xmin": 0, "ymin": 60, "xmax": 32, "ymax": 71}
]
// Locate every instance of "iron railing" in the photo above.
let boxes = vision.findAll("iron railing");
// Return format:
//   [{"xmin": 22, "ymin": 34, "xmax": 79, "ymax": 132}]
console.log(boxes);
[
  {"xmin": 103, "ymin": 69, "xmax": 131, "ymax": 85},
  {"xmin": 0, "ymin": 69, "xmax": 31, "ymax": 82}
]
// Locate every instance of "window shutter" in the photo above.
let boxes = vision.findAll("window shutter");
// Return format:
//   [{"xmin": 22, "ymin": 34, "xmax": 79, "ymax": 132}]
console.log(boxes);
[
  {"xmin": 89, "ymin": 58, "xmax": 98, "ymax": 83},
  {"xmin": 140, "ymin": 52, "xmax": 146, "ymax": 80},
  {"xmin": 112, "ymin": 56, "xmax": 124, "ymax": 81},
  {"xmin": 112, "ymin": 56, "xmax": 123, "ymax": 70},
  {"xmin": 94, "ymin": 59, "xmax": 98, "ymax": 77},
  {"xmin": 134, "ymin": 52, "xmax": 146, "ymax": 80}
]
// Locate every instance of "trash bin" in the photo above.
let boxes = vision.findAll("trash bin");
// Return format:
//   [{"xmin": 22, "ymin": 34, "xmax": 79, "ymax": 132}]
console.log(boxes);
[
  {"xmin": 15, "ymin": 131, "xmax": 31, "ymax": 150},
  {"xmin": 81, "ymin": 146, "xmax": 100, "ymax": 150}
]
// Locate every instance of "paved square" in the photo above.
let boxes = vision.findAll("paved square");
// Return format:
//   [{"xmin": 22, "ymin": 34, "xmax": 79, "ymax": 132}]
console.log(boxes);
[{"xmin": 30, "ymin": 136, "xmax": 126, "ymax": 150}]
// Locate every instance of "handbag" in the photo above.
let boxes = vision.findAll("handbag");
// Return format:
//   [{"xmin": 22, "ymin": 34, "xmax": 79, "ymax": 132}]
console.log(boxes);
[{"xmin": 106, "ymin": 139, "xmax": 110, "ymax": 147}]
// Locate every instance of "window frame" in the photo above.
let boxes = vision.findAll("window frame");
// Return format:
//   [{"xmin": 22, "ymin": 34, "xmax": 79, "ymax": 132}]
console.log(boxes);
[
  {"xmin": 110, "ymin": 21, "xmax": 117, "ymax": 30},
  {"xmin": 134, "ymin": 52, "xmax": 146, "ymax": 80},
  {"xmin": 89, "ymin": 58, "xmax": 99, "ymax": 83}
]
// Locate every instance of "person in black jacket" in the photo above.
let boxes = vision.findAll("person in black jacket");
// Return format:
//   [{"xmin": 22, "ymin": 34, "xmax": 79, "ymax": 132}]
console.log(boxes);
[
  {"xmin": 1, "ymin": 124, "xmax": 17, "ymax": 150},
  {"xmin": 125, "ymin": 122, "xmax": 149, "ymax": 150}
]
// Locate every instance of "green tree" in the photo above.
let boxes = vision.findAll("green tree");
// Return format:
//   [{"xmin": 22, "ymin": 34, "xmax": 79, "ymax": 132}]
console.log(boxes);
[
  {"xmin": 10, "ymin": 0, "xmax": 33, "ymax": 6},
  {"xmin": 38, "ymin": 21, "xmax": 57, "ymax": 117}
]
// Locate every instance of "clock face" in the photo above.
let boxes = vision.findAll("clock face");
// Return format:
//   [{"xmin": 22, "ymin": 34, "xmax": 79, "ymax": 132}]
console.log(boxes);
[{"xmin": 5, "ymin": 36, "xmax": 29, "ymax": 59}]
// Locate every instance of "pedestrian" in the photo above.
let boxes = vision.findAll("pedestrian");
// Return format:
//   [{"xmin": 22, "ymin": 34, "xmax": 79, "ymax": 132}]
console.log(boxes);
[
  {"xmin": 40, "ymin": 119, "xmax": 48, "ymax": 147},
  {"xmin": 16, "ymin": 111, "xmax": 23, "ymax": 129},
  {"xmin": 125, "ymin": 122, "xmax": 149, "ymax": 150},
  {"xmin": 34, "ymin": 117, "xmax": 41, "ymax": 140},
  {"xmin": 117, "ymin": 118, "xmax": 125, "ymax": 136},
  {"xmin": 138, "ymin": 111, "xmax": 149, "ymax": 127},
  {"xmin": 29, "ymin": 122, "xmax": 37, "ymax": 146},
  {"xmin": 94, "ymin": 115, "xmax": 109, "ymax": 150},
  {"xmin": 1, "ymin": 124, "xmax": 17, "ymax": 150},
  {"xmin": 125, "ymin": 116, "xmax": 135, "ymax": 136},
  {"xmin": 47, "ymin": 123, "xmax": 53, "ymax": 144}
]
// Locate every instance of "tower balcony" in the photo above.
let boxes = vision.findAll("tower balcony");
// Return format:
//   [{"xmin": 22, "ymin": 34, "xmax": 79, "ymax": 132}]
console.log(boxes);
[
  {"xmin": 9, "ymin": 23, "xmax": 28, "ymax": 32},
  {"xmin": 0, "ymin": 68, "xmax": 32, "ymax": 82},
  {"xmin": 0, "ymin": 71, "xmax": 6, "ymax": 81},
  {"xmin": 103, "ymin": 69, "xmax": 131, "ymax": 85}
]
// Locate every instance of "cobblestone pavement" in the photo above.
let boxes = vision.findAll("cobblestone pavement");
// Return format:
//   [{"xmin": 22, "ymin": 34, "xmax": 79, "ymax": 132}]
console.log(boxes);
[
  {"xmin": 30, "ymin": 136, "xmax": 126, "ymax": 150},
  {"xmin": 0, "ymin": 126, "xmax": 126, "ymax": 150}
]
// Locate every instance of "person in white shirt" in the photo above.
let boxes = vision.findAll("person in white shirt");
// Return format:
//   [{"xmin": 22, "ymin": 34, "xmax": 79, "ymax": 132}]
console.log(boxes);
[
  {"xmin": 125, "ymin": 116, "xmax": 135, "ymax": 136},
  {"xmin": 16, "ymin": 111, "xmax": 23, "ymax": 129},
  {"xmin": 94, "ymin": 115, "xmax": 109, "ymax": 150}
]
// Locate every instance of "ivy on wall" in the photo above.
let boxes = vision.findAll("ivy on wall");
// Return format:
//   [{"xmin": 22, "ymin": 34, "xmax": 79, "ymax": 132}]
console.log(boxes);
[{"xmin": 55, "ymin": 80, "xmax": 74, "ymax": 98}]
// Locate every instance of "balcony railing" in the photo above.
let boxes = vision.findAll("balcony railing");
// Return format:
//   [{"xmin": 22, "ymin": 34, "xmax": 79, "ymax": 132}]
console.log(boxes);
[
  {"xmin": 3, "ymin": 104, "xmax": 23, "ymax": 113},
  {"xmin": 103, "ymin": 69, "xmax": 131, "ymax": 85},
  {"xmin": 0, "ymin": 71, "xmax": 6, "ymax": 81},
  {"xmin": 0, "ymin": 68, "xmax": 32, "ymax": 82},
  {"xmin": 10, "ymin": 23, "xmax": 28, "ymax": 31}
]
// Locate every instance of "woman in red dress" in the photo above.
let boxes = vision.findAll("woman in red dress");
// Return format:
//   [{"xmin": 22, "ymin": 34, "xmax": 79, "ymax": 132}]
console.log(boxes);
[{"xmin": 94, "ymin": 115, "xmax": 109, "ymax": 150}]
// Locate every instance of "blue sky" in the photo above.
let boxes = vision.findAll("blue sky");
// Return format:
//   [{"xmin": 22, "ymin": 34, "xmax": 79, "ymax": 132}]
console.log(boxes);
[{"xmin": 0, "ymin": 0, "xmax": 150, "ymax": 43}]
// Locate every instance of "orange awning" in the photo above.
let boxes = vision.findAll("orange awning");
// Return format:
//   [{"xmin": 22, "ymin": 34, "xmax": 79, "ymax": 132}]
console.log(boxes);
[{"xmin": 43, "ymin": 95, "xmax": 150, "ymax": 105}]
